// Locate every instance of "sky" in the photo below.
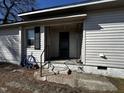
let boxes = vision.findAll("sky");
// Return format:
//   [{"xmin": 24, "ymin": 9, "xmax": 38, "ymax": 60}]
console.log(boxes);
[
  {"xmin": 0, "ymin": 0, "xmax": 89, "ymax": 20},
  {"xmin": 36, "ymin": 0, "xmax": 89, "ymax": 9}
]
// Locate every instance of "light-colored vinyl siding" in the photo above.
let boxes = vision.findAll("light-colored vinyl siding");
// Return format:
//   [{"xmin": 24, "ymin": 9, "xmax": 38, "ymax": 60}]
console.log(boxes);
[
  {"xmin": 0, "ymin": 28, "xmax": 20, "ymax": 64},
  {"xmin": 84, "ymin": 7, "xmax": 124, "ymax": 68}
]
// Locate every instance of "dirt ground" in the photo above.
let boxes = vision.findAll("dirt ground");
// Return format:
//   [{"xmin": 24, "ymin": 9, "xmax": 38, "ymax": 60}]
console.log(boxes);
[
  {"xmin": 0, "ymin": 62, "xmax": 123, "ymax": 93},
  {"xmin": 0, "ymin": 62, "xmax": 83, "ymax": 93},
  {"xmin": 108, "ymin": 77, "xmax": 124, "ymax": 93}
]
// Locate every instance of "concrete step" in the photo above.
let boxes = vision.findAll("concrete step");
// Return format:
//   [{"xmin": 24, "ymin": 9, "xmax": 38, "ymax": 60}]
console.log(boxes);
[
  {"xmin": 45, "ymin": 59, "xmax": 82, "ymax": 65},
  {"xmin": 44, "ymin": 59, "xmax": 84, "ymax": 74}
]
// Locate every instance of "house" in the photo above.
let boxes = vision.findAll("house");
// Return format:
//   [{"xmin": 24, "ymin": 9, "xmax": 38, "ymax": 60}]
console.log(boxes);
[{"xmin": 0, "ymin": 0, "xmax": 124, "ymax": 78}]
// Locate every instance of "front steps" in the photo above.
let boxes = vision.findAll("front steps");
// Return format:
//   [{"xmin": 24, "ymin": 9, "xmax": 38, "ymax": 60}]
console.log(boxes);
[
  {"xmin": 34, "ymin": 59, "xmax": 117, "ymax": 92},
  {"xmin": 34, "ymin": 70, "xmax": 117, "ymax": 92},
  {"xmin": 43, "ymin": 59, "xmax": 84, "ymax": 74}
]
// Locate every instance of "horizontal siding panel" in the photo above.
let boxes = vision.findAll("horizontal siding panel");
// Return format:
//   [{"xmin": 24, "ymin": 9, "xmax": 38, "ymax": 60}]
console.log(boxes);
[
  {"xmin": 86, "ymin": 55, "xmax": 124, "ymax": 58},
  {"xmin": 84, "ymin": 8, "xmax": 124, "ymax": 68},
  {"xmin": 86, "ymin": 45, "xmax": 124, "ymax": 48},
  {"xmin": 86, "ymin": 33, "xmax": 124, "ymax": 37},
  {"xmin": 86, "ymin": 57, "xmax": 124, "ymax": 61},
  {"xmin": 86, "ymin": 25, "xmax": 124, "ymax": 30},
  {"xmin": 86, "ymin": 50, "xmax": 124, "ymax": 53},
  {"xmin": 86, "ymin": 39, "xmax": 124, "ymax": 42},
  {"xmin": 87, "ymin": 21, "xmax": 124, "ymax": 25},
  {"xmin": 86, "ymin": 53, "xmax": 124, "ymax": 56},
  {"xmin": 86, "ymin": 36, "xmax": 124, "ymax": 39},
  {"xmin": 86, "ymin": 46, "xmax": 124, "ymax": 49},
  {"xmin": 86, "ymin": 42, "xmax": 124, "ymax": 45},
  {"xmin": 101, "ymin": 25, "xmax": 124, "ymax": 28},
  {"xmin": 86, "ymin": 30, "xmax": 124, "ymax": 33},
  {"xmin": 99, "ymin": 22, "xmax": 124, "ymax": 27},
  {"xmin": 101, "ymin": 27, "xmax": 124, "ymax": 30}
]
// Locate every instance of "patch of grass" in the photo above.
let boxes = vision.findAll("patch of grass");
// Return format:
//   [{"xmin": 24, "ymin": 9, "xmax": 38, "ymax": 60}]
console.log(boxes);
[{"xmin": 108, "ymin": 77, "xmax": 124, "ymax": 93}]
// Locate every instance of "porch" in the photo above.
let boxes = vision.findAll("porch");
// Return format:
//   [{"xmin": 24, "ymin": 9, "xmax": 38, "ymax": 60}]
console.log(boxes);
[
  {"xmin": 44, "ymin": 23, "xmax": 83, "ymax": 63},
  {"xmin": 20, "ymin": 14, "xmax": 87, "ymax": 73}
]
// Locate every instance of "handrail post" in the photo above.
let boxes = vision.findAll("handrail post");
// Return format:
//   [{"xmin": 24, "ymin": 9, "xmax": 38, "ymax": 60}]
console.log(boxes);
[
  {"xmin": 40, "ymin": 56, "xmax": 42, "ymax": 77},
  {"xmin": 40, "ymin": 49, "xmax": 45, "ymax": 77}
]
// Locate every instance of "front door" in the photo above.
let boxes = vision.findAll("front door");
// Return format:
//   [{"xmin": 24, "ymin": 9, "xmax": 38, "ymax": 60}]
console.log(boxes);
[{"xmin": 59, "ymin": 32, "xmax": 69, "ymax": 58}]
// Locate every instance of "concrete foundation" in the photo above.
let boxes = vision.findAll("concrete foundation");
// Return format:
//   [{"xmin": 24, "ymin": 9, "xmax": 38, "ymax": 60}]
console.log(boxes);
[{"xmin": 84, "ymin": 66, "xmax": 124, "ymax": 78}]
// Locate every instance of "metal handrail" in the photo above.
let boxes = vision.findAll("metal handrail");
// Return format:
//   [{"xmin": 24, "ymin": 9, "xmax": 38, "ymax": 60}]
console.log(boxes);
[
  {"xmin": 40, "ymin": 45, "xmax": 56, "ymax": 76},
  {"xmin": 40, "ymin": 48, "xmax": 46, "ymax": 77}
]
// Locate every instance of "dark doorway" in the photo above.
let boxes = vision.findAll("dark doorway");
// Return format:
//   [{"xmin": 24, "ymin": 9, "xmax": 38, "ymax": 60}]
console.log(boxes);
[{"xmin": 59, "ymin": 32, "xmax": 69, "ymax": 58}]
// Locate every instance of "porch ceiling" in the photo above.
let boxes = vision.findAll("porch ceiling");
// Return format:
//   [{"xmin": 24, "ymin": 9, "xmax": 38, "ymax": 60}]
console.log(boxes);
[{"xmin": 0, "ymin": 14, "xmax": 87, "ymax": 28}]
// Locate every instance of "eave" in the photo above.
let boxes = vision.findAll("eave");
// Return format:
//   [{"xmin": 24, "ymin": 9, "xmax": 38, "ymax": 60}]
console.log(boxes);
[{"xmin": 18, "ymin": 0, "xmax": 116, "ymax": 17}]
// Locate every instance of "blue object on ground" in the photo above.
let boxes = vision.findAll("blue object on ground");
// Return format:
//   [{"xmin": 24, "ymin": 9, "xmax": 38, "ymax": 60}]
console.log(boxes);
[{"xmin": 21, "ymin": 54, "xmax": 39, "ymax": 69}]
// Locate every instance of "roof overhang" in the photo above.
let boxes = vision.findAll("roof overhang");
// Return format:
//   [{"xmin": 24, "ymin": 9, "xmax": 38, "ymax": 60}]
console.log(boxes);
[
  {"xmin": 0, "ymin": 14, "xmax": 87, "ymax": 28},
  {"xmin": 18, "ymin": 0, "xmax": 116, "ymax": 17}
]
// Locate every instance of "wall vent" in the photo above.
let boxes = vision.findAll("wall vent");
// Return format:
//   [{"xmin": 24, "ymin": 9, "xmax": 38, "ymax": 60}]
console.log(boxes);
[{"xmin": 97, "ymin": 66, "xmax": 107, "ymax": 70}]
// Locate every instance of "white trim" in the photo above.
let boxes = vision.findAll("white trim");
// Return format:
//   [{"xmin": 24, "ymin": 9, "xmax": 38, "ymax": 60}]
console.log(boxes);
[
  {"xmin": 19, "ymin": 27, "xmax": 22, "ymax": 64},
  {"xmin": 0, "ymin": 14, "xmax": 87, "ymax": 27},
  {"xmin": 40, "ymin": 26, "xmax": 45, "ymax": 63},
  {"xmin": 18, "ymin": 0, "xmax": 116, "ymax": 17},
  {"xmin": 82, "ymin": 20, "xmax": 86, "ymax": 64}
]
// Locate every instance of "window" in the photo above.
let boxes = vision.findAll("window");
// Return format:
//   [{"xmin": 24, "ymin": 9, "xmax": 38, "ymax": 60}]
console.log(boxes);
[
  {"xmin": 27, "ymin": 29, "xmax": 35, "ymax": 47},
  {"xmin": 34, "ymin": 27, "xmax": 40, "ymax": 50},
  {"xmin": 27, "ymin": 27, "xmax": 40, "ymax": 49}
]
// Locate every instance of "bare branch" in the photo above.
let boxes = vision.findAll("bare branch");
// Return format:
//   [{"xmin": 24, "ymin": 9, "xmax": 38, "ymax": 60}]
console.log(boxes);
[
  {"xmin": 3, "ymin": 0, "xmax": 8, "ymax": 9},
  {"xmin": 0, "ymin": 0, "xmax": 36, "ymax": 24}
]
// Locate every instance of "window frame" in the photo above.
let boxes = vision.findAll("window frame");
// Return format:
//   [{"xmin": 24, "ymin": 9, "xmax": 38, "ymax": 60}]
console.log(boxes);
[
  {"xmin": 26, "ymin": 27, "xmax": 41, "ymax": 50},
  {"xmin": 26, "ymin": 28, "xmax": 35, "ymax": 48}
]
